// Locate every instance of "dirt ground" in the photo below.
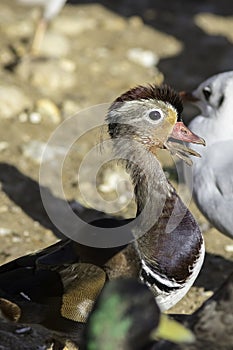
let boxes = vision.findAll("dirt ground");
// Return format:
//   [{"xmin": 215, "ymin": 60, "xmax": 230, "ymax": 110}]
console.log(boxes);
[{"xmin": 0, "ymin": 0, "xmax": 232, "ymax": 317}]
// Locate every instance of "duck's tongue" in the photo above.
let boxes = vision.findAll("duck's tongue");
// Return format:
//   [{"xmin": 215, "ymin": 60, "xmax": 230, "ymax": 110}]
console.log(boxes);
[{"xmin": 165, "ymin": 121, "xmax": 205, "ymax": 165}]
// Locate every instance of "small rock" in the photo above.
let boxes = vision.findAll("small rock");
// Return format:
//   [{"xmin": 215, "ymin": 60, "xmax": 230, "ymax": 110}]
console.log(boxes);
[
  {"xmin": 4, "ymin": 19, "xmax": 33, "ymax": 39},
  {"xmin": 11, "ymin": 206, "xmax": 22, "ymax": 214},
  {"xmin": 0, "ymin": 205, "xmax": 8, "ymax": 213},
  {"xmin": 18, "ymin": 112, "xmax": 28, "ymax": 123},
  {"xmin": 39, "ymin": 31, "xmax": 71, "ymax": 57},
  {"xmin": 0, "ymin": 47, "xmax": 16, "ymax": 66},
  {"xmin": 127, "ymin": 48, "xmax": 159, "ymax": 68},
  {"xmin": 36, "ymin": 98, "xmax": 61, "ymax": 124},
  {"xmin": 29, "ymin": 112, "xmax": 42, "ymax": 124},
  {"xmin": 60, "ymin": 59, "xmax": 76, "ymax": 72},
  {"xmin": 0, "ymin": 141, "xmax": 9, "ymax": 152},
  {"xmin": 16, "ymin": 60, "xmax": 76, "ymax": 94},
  {"xmin": 0, "ymin": 85, "xmax": 31, "ymax": 119},
  {"xmin": 0, "ymin": 228, "xmax": 12, "ymax": 236},
  {"xmin": 12, "ymin": 235, "xmax": 21, "ymax": 243},
  {"xmin": 128, "ymin": 16, "xmax": 144, "ymax": 28},
  {"xmin": 203, "ymin": 290, "xmax": 214, "ymax": 298},
  {"xmin": 224, "ymin": 245, "xmax": 233, "ymax": 252},
  {"xmin": 195, "ymin": 13, "xmax": 233, "ymax": 44}
]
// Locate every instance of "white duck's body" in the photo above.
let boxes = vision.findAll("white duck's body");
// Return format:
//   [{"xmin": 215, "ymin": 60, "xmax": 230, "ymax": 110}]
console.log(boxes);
[
  {"xmin": 18, "ymin": 0, "xmax": 67, "ymax": 20},
  {"xmin": 17, "ymin": 0, "xmax": 67, "ymax": 54},
  {"xmin": 185, "ymin": 71, "xmax": 233, "ymax": 238}
]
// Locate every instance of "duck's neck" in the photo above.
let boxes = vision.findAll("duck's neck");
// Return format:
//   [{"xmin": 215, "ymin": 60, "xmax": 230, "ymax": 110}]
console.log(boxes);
[
  {"xmin": 113, "ymin": 138, "xmax": 171, "ymax": 233},
  {"xmin": 113, "ymin": 139, "xmax": 203, "ymax": 288}
]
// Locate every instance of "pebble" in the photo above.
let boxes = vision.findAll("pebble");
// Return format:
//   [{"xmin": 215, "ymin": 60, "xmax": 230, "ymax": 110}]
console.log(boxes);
[
  {"xmin": 18, "ymin": 112, "xmax": 28, "ymax": 123},
  {"xmin": 0, "ymin": 141, "xmax": 9, "ymax": 151},
  {"xmin": 224, "ymin": 245, "xmax": 233, "ymax": 252},
  {"xmin": 0, "ymin": 205, "xmax": 8, "ymax": 213},
  {"xmin": 39, "ymin": 31, "xmax": 71, "ymax": 57},
  {"xmin": 11, "ymin": 206, "xmax": 22, "ymax": 214},
  {"xmin": 0, "ymin": 227, "xmax": 12, "ymax": 236},
  {"xmin": 202, "ymin": 290, "xmax": 214, "ymax": 298},
  {"xmin": 12, "ymin": 235, "xmax": 21, "ymax": 243},
  {"xmin": 60, "ymin": 59, "xmax": 76, "ymax": 72},
  {"xmin": 0, "ymin": 47, "xmax": 16, "ymax": 66},
  {"xmin": 128, "ymin": 16, "xmax": 144, "ymax": 28},
  {"xmin": 0, "ymin": 85, "xmax": 31, "ymax": 119},
  {"xmin": 4, "ymin": 19, "xmax": 33, "ymax": 39},
  {"xmin": 127, "ymin": 48, "xmax": 159, "ymax": 68},
  {"xmin": 36, "ymin": 98, "xmax": 61, "ymax": 124},
  {"xmin": 195, "ymin": 13, "xmax": 233, "ymax": 43},
  {"xmin": 29, "ymin": 112, "xmax": 42, "ymax": 124}
]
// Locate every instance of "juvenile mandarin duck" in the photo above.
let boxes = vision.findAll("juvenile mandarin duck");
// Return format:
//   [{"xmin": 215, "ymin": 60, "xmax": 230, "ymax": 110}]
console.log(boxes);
[
  {"xmin": 0, "ymin": 84, "xmax": 205, "ymax": 330},
  {"xmin": 104, "ymin": 84, "xmax": 205, "ymax": 310},
  {"xmin": 181, "ymin": 71, "xmax": 233, "ymax": 239}
]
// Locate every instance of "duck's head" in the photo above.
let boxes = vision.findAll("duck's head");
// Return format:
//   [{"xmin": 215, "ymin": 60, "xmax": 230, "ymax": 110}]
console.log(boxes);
[
  {"xmin": 84, "ymin": 278, "xmax": 195, "ymax": 350},
  {"xmin": 107, "ymin": 84, "xmax": 205, "ymax": 164},
  {"xmin": 180, "ymin": 71, "xmax": 233, "ymax": 119}
]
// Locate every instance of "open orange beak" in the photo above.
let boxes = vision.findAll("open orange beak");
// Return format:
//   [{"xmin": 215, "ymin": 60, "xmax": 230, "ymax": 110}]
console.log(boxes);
[
  {"xmin": 170, "ymin": 121, "xmax": 205, "ymax": 145},
  {"xmin": 165, "ymin": 120, "xmax": 205, "ymax": 165}
]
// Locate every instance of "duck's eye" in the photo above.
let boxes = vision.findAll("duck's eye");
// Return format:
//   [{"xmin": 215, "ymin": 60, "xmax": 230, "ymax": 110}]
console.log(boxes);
[
  {"xmin": 148, "ymin": 110, "xmax": 162, "ymax": 121},
  {"xmin": 202, "ymin": 86, "xmax": 211, "ymax": 101}
]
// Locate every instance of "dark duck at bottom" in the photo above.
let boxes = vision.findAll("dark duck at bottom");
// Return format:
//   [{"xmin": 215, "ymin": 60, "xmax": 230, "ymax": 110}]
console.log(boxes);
[{"xmin": 0, "ymin": 84, "xmax": 205, "ymax": 327}]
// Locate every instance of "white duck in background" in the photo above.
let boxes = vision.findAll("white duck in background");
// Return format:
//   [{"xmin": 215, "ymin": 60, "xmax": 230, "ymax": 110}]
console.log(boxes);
[
  {"xmin": 18, "ymin": 0, "xmax": 67, "ymax": 54},
  {"xmin": 182, "ymin": 71, "xmax": 233, "ymax": 239}
]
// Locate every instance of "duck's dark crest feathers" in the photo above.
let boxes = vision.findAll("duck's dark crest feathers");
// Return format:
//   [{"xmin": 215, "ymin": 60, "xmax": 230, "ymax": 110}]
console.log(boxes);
[{"xmin": 112, "ymin": 84, "xmax": 183, "ymax": 119}]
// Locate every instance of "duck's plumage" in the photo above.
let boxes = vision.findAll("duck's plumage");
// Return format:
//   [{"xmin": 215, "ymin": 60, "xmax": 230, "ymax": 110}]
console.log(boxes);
[
  {"xmin": 113, "ymin": 84, "xmax": 183, "ymax": 119},
  {"xmin": 0, "ymin": 241, "xmax": 106, "ymax": 331}
]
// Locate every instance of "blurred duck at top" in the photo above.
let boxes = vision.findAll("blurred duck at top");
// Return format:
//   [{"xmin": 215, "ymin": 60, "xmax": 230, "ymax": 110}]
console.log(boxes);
[{"xmin": 17, "ymin": 0, "xmax": 67, "ymax": 54}]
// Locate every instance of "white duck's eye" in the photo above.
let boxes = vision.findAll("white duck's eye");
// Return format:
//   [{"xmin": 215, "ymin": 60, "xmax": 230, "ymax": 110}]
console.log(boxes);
[
  {"xmin": 203, "ymin": 86, "xmax": 211, "ymax": 101},
  {"xmin": 148, "ymin": 110, "xmax": 162, "ymax": 121}
]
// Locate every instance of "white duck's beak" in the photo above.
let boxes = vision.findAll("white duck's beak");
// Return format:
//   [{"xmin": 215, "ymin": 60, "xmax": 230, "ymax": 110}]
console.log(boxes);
[{"xmin": 179, "ymin": 91, "xmax": 200, "ymax": 102}]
